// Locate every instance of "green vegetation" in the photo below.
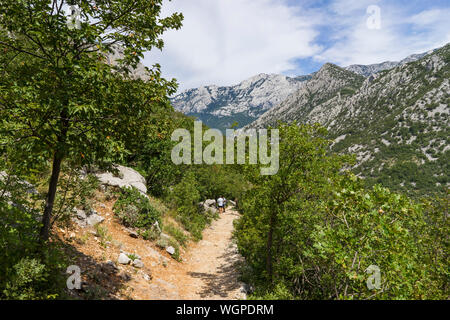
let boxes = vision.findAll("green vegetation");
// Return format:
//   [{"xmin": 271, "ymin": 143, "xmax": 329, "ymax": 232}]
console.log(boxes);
[
  {"xmin": 170, "ymin": 172, "xmax": 218, "ymax": 241},
  {"xmin": 0, "ymin": 1, "xmax": 447, "ymax": 301},
  {"xmin": 163, "ymin": 223, "xmax": 189, "ymax": 247},
  {"xmin": 95, "ymin": 225, "xmax": 112, "ymax": 248},
  {"xmin": 113, "ymin": 186, "xmax": 162, "ymax": 230},
  {"xmin": 0, "ymin": 0, "xmax": 182, "ymax": 299},
  {"xmin": 235, "ymin": 123, "xmax": 448, "ymax": 299},
  {"xmin": 329, "ymin": 44, "xmax": 450, "ymax": 198},
  {"xmin": 0, "ymin": 201, "xmax": 68, "ymax": 300},
  {"xmin": 0, "ymin": 0, "xmax": 182, "ymax": 242}
]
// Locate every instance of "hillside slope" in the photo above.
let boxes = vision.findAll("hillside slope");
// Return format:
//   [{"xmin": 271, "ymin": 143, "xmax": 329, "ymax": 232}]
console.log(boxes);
[
  {"xmin": 245, "ymin": 63, "xmax": 365, "ymax": 129},
  {"xmin": 63, "ymin": 195, "xmax": 245, "ymax": 300}
]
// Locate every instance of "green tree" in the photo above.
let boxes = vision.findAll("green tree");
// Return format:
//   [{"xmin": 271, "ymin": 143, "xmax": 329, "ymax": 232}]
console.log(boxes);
[
  {"xmin": 237, "ymin": 122, "xmax": 348, "ymax": 283},
  {"xmin": 236, "ymin": 123, "xmax": 447, "ymax": 299},
  {"xmin": 0, "ymin": 0, "xmax": 183, "ymax": 241}
]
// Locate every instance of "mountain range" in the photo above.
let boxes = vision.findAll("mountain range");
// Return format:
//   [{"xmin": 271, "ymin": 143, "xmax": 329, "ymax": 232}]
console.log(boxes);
[
  {"xmin": 171, "ymin": 73, "xmax": 312, "ymax": 131},
  {"xmin": 244, "ymin": 44, "xmax": 449, "ymax": 196},
  {"xmin": 171, "ymin": 48, "xmax": 438, "ymax": 132},
  {"xmin": 172, "ymin": 44, "xmax": 449, "ymax": 196}
]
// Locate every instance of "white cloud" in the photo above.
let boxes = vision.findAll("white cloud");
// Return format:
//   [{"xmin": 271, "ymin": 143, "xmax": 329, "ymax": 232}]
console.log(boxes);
[
  {"xmin": 144, "ymin": 0, "xmax": 321, "ymax": 91},
  {"xmin": 144, "ymin": 1, "xmax": 450, "ymax": 92},
  {"xmin": 315, "ymin": 4, "xmax": 450, "ymax": 66}
]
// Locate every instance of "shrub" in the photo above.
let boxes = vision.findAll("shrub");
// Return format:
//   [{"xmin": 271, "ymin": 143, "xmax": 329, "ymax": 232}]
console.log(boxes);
[
  {"xmin": 171, "ymin": 172, "xmax": 200, "ymax": 210},
  {"xmin": 0, "ymin": 174, "xmax": 67, "ymax": 300},
  {"xmin": 164, "ymin": 224, "xmax": 188, "ymax": 247},
  {"xmin": 3, "ymin": 258, "xmax": 47, "ymax": 300},
  {"xmin": 170, "ymin": 172, "xmax": 206, "ymax": 241},
  {"xmin": 113, "ymin": 187, "xmax": 161, "ymax": 230},
  {"xmin": 235, "ymin": 123, "xmax": 448, "ymax": 300}
]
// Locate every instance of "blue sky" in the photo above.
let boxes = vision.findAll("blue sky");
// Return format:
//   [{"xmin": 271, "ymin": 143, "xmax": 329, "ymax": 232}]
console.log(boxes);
[{"xmin": 144, "ymin": 0, "xmax": 450, "ymax": 92}]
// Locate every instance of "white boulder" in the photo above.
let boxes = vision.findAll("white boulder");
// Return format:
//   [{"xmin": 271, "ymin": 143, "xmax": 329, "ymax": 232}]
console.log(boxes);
[
  {"xmin": 96, "ymin": 165, "xmax": 147, "ymax": 196},
  {"xmin": 118, "ymin": 253, "xmax": 131, "ymax": 265},
  {"xmin": 166, "ymin": 246, "xmax": 175, "ymax": 255}
]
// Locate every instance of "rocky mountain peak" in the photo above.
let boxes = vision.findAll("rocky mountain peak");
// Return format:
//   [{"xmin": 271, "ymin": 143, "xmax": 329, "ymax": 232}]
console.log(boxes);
[{"xmin": 170, "ymin": 73, "xmax": 310, "ymax": 131}]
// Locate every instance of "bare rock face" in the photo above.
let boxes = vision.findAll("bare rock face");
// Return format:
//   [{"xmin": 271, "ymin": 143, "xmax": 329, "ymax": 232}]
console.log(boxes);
[
  {"xmin": 95, "ymin": 165, "xmax": 147, "ymax": 196},
  {"xmin": 244, "ymin": 63, "xmax": 365, "ymax": 130},
  {"xmin": 171, "ymin": 74, "xmax": 311, "ymax": 131}
]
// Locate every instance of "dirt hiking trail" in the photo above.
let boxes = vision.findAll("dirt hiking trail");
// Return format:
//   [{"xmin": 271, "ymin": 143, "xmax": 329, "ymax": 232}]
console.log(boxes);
[
  {"xmin": 64, "ymin": 202, "xmax": 246, "ymax": 300},
  {"xmin": 131, "ymin": 209, "xmax": 246, "ymax": 300}
]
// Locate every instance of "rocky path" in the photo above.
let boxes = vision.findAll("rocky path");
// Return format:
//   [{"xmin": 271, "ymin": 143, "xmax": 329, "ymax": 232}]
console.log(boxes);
[
  {"xmin": 129, "ymin": 209, "xmax": 246, "ymax": 300},
  {"xmin": 176, "ymin": 209, "xmax": 245, "ymax": 300}
]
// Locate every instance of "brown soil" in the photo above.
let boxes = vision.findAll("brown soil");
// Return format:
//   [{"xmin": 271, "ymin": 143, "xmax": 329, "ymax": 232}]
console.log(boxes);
[{"xmin": 60, "ymin": 203, "xmax": 245, "ymax": 300}]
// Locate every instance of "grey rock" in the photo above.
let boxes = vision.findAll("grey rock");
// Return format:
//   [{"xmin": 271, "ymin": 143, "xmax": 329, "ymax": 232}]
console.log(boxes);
[
  {"xmin": 75, "ymin": 208, "xmax": 87, "ymax": 220},
  {"xmin": 166, "ymin": 246, "xmax": 175, "ymax": 255},
  {"xmin": 95, "ymin": 165, "xmax": 148, "ymax": 197},
  {"xmin": 86, "ymin": 214, "xmax": 104, "ymax": 226},
  {"xmin": 87, "ymin": 208, "xmax": 98, "ymax": 216},
  {"xmin": 200, "ymin": 199, "xmax": 218, "ymax": 214},
  {"xmin": 72, "ymin": 217, "xmax": 87, "ymax": 228},
  {"xmin": 118, "ymin": 253, "xmax": 131, "ymax": 265},
  {"xmin": 127, "ymin": 229, "xmax": 139, "ymax": 238},
  {"xmin": 143, "ymin": 273, "xmax": 152, "ymax": 281},
  {"xmin": 72, "ymin": 208, "xmax": 103, "ymax": 228},
  {"xmin": 204, "ymin": 199, "xmax": 216, "ymax": 207},
  {"xmin": 132, "ymin": 259, "xmax": 144, "ymax": 268}
]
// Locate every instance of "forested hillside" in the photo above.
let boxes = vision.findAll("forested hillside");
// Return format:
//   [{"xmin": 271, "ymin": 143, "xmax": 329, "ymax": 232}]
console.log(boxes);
[
  {"xmin": 0, "ymin": 0, "xmax": 448, "ymax": 301},
  {"xmin": 246, "ymin": 45, "xmax": 450, "ymax": 197}
]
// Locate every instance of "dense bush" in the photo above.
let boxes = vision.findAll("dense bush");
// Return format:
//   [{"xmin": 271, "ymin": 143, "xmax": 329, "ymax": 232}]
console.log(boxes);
[
  {"xmin": 235, "ymin": 123, "xmax": 448, "ymax": 299},
  {"xmin": 0, "ymin": 201, "xmax": 67, "ymax": 300},
  {"xmin": 171, "ymin": 172, "xmax": 218, "ymax": 241},
  {"xmin": 113, "ymin": 187, "xmax": 162, "ymax": 230}
]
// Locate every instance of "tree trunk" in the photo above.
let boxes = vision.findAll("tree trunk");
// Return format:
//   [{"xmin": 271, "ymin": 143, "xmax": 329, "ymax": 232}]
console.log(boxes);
[{"xmin": 39, "ymin": 152, "xmax": 63, "ymax": 242}]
